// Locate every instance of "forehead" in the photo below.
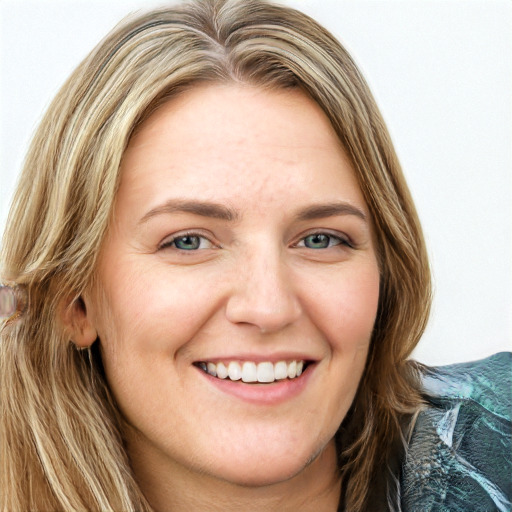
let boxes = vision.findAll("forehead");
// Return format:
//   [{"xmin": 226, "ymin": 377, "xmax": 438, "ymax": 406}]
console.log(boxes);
[{"xmin": 117, "ymin": 83, "xmax": 367, "ymax": 217}]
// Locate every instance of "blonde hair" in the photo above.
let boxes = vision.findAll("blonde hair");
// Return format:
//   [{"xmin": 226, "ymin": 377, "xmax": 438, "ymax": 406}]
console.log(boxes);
[{"xmin": 0, "ymin": 0, "xmax": 431, "ymax": 510}]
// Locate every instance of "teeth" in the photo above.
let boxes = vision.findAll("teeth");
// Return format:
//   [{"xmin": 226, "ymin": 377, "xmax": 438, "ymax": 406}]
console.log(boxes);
[
  {"xmin": 257, "ymin": 362, "xmax": 274, "ymax": 383},
  {"xmin": 242, "ymin": 362, "xmax": 257, "ymax": 383},
  {"xmin": 228, "ymin": 361, "xmax": 242, "ymax": 381},
  {"xmin": 274, "ymin": 361, "xmax": 288, "ymax": 380},
  {"xmin": 207, "ymin": 362, "xmax": 217, "ymax": 377},
  {"xmin": 216, "ymin": 362, "xmax": 228, "ymax": 379},
  {"xmin": 197, "ymin": 360, "xmax": 307, "ymax": 383},
  {"xmin": 287, "ymin": 360, "xmax": 297, "ymax": 379}
]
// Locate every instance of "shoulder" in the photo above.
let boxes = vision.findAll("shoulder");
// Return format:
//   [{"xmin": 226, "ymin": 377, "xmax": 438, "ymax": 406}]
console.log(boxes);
[
  {"xmin": 401, "ymin": 352, "xmax": 512, "ymax": 512},
  {"xmin": 420, "ymin": 351, "xmax": 511, "ymax": 418}
]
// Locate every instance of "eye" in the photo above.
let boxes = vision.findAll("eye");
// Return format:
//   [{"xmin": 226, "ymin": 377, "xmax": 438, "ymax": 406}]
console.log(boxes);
[
  {"xmin": 159, "ymin": 233, "xmax": 215, "ymax": 251},
  {"xmin": 296, "ymin": 232, "xmax": 349, "ymax": 249}
]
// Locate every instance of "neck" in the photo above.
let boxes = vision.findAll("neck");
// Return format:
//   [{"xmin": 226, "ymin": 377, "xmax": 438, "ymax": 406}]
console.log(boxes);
[{"xmin": 128, "ymin": 433, "xmax": 341, "ymax": 512}]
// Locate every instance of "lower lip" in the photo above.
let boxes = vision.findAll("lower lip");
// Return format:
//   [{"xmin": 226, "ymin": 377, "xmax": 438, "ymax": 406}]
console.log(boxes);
[{"xmin": 197, "ymin": 365, "xmax": 314, "ymax": 405}]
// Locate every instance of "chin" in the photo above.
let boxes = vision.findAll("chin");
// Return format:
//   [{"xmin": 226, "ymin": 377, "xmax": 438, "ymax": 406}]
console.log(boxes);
[
  {"xmin": 216, "ymin": 460, "xmax": 308, "ymax": 488},
  {"xmin": 204, "ymin": 440, "xmax": 326, "ymax": 488}
]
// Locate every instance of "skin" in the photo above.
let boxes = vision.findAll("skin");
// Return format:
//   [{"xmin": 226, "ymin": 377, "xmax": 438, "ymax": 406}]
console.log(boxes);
[{"xmin": 71, "ymin": 84, "xmax": 380, "ymax": 511}]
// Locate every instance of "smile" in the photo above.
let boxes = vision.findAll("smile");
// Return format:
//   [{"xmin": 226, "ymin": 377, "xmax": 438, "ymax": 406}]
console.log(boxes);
[{"xmin": 196, "ymin": 360, "xmax": 306, "ymax": 384}]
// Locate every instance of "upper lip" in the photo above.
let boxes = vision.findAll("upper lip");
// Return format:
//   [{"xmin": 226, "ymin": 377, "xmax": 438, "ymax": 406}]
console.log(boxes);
[{"xmin": 194, "ymin": 352, "xmax": 319, "ymax": 364}]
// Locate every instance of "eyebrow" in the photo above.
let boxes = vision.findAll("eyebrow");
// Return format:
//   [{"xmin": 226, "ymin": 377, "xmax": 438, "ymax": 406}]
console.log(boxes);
[
  {"xmin": 138, "ymin": 199, "xmax": 367, "ymax": 225},
  {"xmin": 139, "ymin": 199, "xmax": 239, "ymax": 224},
  {"xmin": 294, "ymin": 202, "xmax": 367, "ymax": 222}
]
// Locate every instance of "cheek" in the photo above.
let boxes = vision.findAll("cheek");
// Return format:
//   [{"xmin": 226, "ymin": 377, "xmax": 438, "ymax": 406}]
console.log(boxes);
[
  {"xmin": 94, "ymin": 260, "xmax": 223, "ymax": 355},
  {"xmin": 90, "ymin": 261, "xmax": 223, "ymax": 419},
  {"xmin": 303, "ymin": 263, "xmax": 380, "ymax": 430},
  {"xmin": 301, "ymin": 262, "xmax": 380, "ymax": 352}
]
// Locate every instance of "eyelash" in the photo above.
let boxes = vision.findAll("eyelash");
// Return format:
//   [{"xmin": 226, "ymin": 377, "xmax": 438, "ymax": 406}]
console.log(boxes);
[
  {"xmin": 294, "ymin": 232, "xmax": 353, "ymax": 250},
  {"xmin": 158, "ymin": 231, "xmax": 352, "ymax": 252},
  {"xmin": 158, "ymin": 231, "xmax": 216, "ymax": 251}
]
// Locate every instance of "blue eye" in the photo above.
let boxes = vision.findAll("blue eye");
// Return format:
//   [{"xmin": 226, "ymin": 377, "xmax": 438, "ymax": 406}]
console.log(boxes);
[
  {"xmin": 173, "ymin": 235, "xmax": 201, "ymax": 250},
  {"xmin": 299, "ymin": 233, "xmax": 346, "ymax": 249},
  {"xmin": 160, "ymin": 234, "xmax": 213, "ymax": 251}
]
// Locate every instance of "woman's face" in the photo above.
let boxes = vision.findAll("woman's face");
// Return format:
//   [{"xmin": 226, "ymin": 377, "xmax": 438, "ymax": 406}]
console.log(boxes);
[{"xmin": 87, "ymin": 84, "xmax": 380, "ymax": 488}]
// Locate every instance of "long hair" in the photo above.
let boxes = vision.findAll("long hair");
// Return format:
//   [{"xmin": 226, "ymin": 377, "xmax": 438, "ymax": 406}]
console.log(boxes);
[{"xmin": 0, "ymin": 1, "xmax": 431, "ymax": 510}]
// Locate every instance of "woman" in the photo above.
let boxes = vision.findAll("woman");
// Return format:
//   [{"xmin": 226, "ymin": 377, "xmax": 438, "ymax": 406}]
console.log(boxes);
[{"xmin": 0, "ymin": 1, "xmax": 510, "ymax": 510}]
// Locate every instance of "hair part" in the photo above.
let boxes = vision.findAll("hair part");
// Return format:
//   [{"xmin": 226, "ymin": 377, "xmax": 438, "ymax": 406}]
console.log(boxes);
[{"xmin": 1, "ymin": 1, "xmax": 431, "ymax": 510}]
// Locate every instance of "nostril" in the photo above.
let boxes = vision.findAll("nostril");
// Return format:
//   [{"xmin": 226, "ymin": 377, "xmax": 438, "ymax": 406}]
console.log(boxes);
[{"xmin": 225, "ymin": 289, "xmax": 302, "ymax": 333}]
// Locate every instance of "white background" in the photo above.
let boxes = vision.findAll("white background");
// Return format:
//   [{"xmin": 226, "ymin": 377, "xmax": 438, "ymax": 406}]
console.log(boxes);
[{"xmin": 1, "ymin": 0, "xmax": 510, "ymax": 365}]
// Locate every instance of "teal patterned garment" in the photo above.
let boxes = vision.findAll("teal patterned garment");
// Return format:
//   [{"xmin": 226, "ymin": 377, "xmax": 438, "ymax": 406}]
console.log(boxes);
[{"xmin": 401, "ymin": 352, "xmax": 512, "ymax": 511}]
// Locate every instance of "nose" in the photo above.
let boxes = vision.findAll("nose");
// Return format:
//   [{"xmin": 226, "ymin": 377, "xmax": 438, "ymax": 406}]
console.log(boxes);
[{"xmin": 225, "ymin": 247, "xmax": 302, "ymax": 333}]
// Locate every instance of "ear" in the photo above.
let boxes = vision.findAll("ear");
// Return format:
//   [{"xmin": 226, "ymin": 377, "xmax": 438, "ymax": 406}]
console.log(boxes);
[{"xmin": 60, "ymin": 296, "xmax": 98, "ymax": 348}]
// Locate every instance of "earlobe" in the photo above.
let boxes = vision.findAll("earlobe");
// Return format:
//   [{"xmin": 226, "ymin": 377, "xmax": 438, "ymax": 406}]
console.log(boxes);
[{"xmin": 61, "ymin": 296, "xmax": 98, "ymax": 348}]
